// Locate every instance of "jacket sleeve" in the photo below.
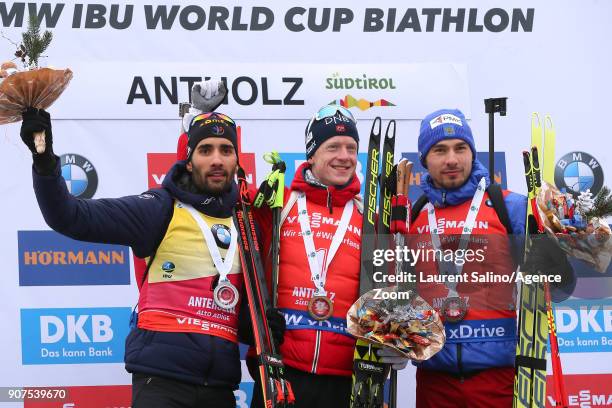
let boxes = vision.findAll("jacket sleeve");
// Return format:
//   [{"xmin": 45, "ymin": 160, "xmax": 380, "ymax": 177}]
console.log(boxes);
[
  {"xmin": 504, "ymin": 191, "xmax": 527, "ymax": 235},
  {"xmin": 32, "ymin": 159, "xmax": 173, "ymax": 258},
  {"xmin": 504, "ymin": 191, "xmax": 527, "ymax": 264}
]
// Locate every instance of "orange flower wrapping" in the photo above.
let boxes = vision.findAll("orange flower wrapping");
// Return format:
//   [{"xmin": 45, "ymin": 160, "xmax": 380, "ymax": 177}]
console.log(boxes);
[{"xmin": 0, "ymin": 67, "xmax": 73, "ymax": 125}]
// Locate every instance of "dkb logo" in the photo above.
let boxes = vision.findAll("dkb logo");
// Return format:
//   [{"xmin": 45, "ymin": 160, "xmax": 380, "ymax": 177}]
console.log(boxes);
[{"xmin": 20, "ymin": 308, "xmax": 131, "ymax": 365}]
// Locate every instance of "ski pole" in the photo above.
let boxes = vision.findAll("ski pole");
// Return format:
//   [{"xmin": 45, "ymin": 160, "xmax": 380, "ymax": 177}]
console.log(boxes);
[
  {"xmin": 484, "ymin": 97, "xmax": 508, "ymax": 182},
  {"xmin": 388, "ymin": 159, "xmax": 407, "ymax": 408},
  {"xmin": 264, "ymin": 151, "xmax": 286, "ymax": 309}
]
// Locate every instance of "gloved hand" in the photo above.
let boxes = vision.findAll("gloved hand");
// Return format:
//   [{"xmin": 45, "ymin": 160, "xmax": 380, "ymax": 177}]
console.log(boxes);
[
  {"xmin": 191, "ymin": 78, "xmax": 227, "ymax": 113},
  {"xmin": 21, "ymin": 107, "xmax": 56, "ymax": 174},
  {"xmin": 266, "ymin": 308, "xmax": 286, "ymax": 348},
  {"xmin": 182, "ymin": 79, "xmax": 228, "ymax": 134},
  {"xmin": 376, "ymin": 347, "xmax": 410, "ymax": 370},
  {"xmin": 523, "ymin": 234, "xmax": 576, "ymax": 301},
  {"xmin": 21, "ymin": 107, "xmax": 53, "ymax": 154}
]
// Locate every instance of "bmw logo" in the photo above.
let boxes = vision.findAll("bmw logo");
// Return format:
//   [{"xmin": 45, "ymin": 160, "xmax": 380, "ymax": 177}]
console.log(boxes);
[
  {"xmin": 554, "ymin": 151, "xmax": 604, "ymax": 197},
  {"xmin": 161, "ymin": 261, "xmax": 175, "ymax": 273},
  {"xmin": 60, "ymin": 154, "xmax": 98, "ymax": 199},
  {"xmin": 211, "ymin": 224, "xmax": 231, "ymax": 249}
]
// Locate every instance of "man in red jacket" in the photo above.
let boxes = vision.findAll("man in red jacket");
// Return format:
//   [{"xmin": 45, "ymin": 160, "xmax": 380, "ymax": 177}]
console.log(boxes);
[{"xmin": 249, "ymin": 105, "xmax": 409, "ymax": 408}]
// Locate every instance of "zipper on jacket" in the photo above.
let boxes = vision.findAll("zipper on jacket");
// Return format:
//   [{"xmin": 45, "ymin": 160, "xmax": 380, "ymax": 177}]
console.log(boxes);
[
  {"xmin": 310, "ymin": 331, "xmax": 322, "ymax": 373},
  {"xmin": 203, "ymin": 336, "xmax": 215, "ymax": 386},
  {"xmin": 457, "ymin": 343, "xmax": 464, "ymax": 383}
]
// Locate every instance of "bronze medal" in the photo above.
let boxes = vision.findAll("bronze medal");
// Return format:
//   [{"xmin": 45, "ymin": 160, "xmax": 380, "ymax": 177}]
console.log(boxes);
[
  {"xmin": 441, "ymin": 296, "xmax": 468, "ymax": 323},
  {"xmin": 307, "ymin": 295, "xmax": 334, "ymax": 321}
]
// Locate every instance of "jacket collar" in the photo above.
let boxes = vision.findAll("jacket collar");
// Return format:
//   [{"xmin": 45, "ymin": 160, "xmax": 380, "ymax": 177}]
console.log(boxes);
[
  {"xmin": 163, "ymin": 160, "xmax": 237, "ymax": 218},
  {"xmin": 420, "ymin": 159, "xmax": 491, "ymax": 208},
  {"xmin": 290, "ymin": 162, "xmax": 361, "ymax": 212}
]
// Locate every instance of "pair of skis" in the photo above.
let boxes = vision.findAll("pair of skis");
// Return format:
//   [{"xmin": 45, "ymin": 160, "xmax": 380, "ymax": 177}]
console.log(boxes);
[
  {"xmin": 351, "ymin": 117, "xmax": 396, "ymax": 408},
  {"xmin": 234, "ymin": 166, "xmax": 295, "ymax": 407},
  {"xmin": 514, "ymin": 114, "xmax": 567, "ymax": 408}
]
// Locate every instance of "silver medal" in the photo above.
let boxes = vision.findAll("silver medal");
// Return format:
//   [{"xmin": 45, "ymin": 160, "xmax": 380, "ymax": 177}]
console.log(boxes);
[{"xmin": 213, "ymin": 279, "xmax": 239, "ymax": 310}]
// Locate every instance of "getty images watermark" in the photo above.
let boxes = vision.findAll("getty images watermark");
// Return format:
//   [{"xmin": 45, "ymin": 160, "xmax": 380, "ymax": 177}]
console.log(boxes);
[{"xmin": 368, "ymin": 244, "xmax": 563, "ymax": 300}]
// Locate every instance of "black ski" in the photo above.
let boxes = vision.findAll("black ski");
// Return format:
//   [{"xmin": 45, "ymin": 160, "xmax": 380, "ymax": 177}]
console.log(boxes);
[
  {"xmin": 351, "ymin": 118, "xmax": 384, "ymax": 408},
  {"xmin": 377, "ymin": 120, "xmax": 396, "ymax": 278},
  {"xmin": 376, "ymin": 120, "xmax": 396, "ymax": 408},
  {"xmin": 359, "ymin": 117, "xmax": 382, "ymax": 293},
  {"xmin": 234, "ymin": 167, "xmax": 294, "ymax": 407}
]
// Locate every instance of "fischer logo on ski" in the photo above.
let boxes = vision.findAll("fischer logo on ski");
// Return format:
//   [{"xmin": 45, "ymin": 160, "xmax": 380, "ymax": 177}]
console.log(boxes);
[{"xmin": 367, "ymin": 148, "xmax": 379, "ymax": 225}]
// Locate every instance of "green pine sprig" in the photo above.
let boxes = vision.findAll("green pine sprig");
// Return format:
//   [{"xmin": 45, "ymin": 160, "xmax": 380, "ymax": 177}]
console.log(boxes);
[
  {"xmin": 585, "ymin": 186, "xmax": 612, "ymax": 220},
  {"xmin": 21, "ymin": 15, "xmax": 52, "ymax": 68}
]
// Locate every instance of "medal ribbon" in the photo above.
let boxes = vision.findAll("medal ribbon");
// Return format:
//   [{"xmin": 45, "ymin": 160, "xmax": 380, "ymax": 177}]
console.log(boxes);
[
  {"xmin": 426, "ymin": 177, "xmax": 487, "ymax": 297},
  {"xmin": 182, "ymin": 202, "xmax": 238, "ymax": 282},
  {"xmin": 297, "ymin": 193, "xmax": 353, "ymax": 296}
]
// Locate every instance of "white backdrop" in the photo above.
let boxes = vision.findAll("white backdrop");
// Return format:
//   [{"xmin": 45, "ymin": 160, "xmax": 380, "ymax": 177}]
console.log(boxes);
[{"xmin": 1, "ymin": 1, "xmax": 611, "ymax": 407}]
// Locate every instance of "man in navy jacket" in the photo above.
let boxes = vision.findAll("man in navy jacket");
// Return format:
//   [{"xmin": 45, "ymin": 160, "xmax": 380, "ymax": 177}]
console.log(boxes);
[{"xmin": 21, "ymin": 107, "xmax": 254, "ymax": 408}]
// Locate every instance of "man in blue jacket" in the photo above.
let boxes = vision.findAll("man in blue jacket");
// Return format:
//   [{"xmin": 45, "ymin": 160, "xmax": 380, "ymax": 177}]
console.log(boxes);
[
  {"xmin": 409, "ymin": 108, "xmax": 574, "ymax": 407},
  {"xmin": 20, "ymin": 108, "xmax": 281, "ymax": 407}
]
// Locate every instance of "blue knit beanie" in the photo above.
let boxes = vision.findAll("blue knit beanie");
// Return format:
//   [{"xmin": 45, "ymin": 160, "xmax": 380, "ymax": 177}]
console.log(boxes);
[{"xmin": 418, "ymin": 109, "xmax": 476, "ymax": 167}]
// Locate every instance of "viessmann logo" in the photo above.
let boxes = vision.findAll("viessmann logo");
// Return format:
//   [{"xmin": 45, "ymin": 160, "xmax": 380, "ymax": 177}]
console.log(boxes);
[
  {"xmin": 545, "ymin": 374, "xmax": 612, "ymax": 407},
  {"xmin": 415, "ymin": 218, "xmax": 490, "ymax": 234},
  {"xmin": 18, "ymin": 231, "xmax": 130, "ymax": 286}
]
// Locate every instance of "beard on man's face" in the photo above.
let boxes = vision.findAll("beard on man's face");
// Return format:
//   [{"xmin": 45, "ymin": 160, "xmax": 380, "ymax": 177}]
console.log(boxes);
[{"xmin": 192, "ymin": 169, "xmax": 233, "ymax": 195}]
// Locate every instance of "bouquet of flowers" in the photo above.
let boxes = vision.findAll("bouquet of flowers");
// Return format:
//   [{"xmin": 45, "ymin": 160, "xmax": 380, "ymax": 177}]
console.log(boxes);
[
  {"xmin": 347, "ymin": 287, "xmax": 445, "ymax": 361},
  {"xmin": 536, "ymin": 182, "xmax": 612, "ymax": 272},
  {"xmin": 0, "ymin": 16, "xmax": 72, "ymax": 152}
]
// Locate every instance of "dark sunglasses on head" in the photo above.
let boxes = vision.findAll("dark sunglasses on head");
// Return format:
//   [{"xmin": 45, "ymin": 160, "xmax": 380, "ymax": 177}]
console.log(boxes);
[{"xmin": 191, "ymin": 112, "xmax": 236, "ymax": 128}]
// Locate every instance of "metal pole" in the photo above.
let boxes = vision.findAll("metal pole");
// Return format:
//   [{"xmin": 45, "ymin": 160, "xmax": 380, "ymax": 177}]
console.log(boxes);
[{"xmin": 483, "ymin": 97, "xmax": 508, "ymax": 184}]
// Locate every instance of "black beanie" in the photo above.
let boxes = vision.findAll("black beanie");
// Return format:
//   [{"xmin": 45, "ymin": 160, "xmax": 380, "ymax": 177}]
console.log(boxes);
[
  {"xmin": 187, "ymin": 112, "xmax": 238, "ymax": 160},
  {"xmin": 305, "ymin": 111, "xmax": 359, "ymax": 159}
]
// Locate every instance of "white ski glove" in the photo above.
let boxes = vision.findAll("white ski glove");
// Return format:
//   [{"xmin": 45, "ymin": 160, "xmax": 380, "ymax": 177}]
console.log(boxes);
[
  {"xmin": 376, "ymin": 347, "xmax": 410, "ymax": 370},
  {"xmin": 191, "ymin": 78, "xmax": 226, "ymax": 113},
  {"xmin": 181, "ymin": 78, "xmax": 227, "ymax": 134},
  {"xmin": 199, "ymin": 78, "xmax": 222, "ymax": 99}
]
